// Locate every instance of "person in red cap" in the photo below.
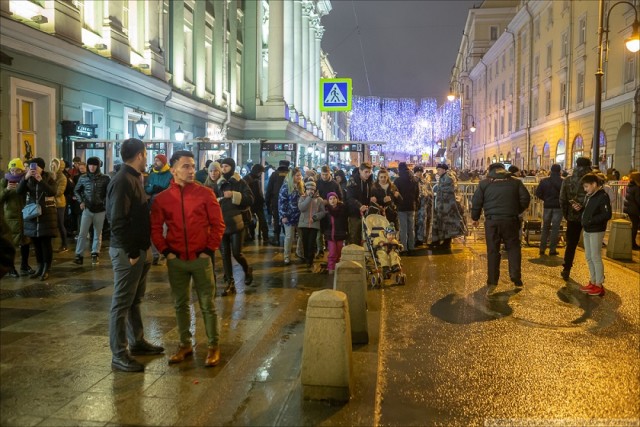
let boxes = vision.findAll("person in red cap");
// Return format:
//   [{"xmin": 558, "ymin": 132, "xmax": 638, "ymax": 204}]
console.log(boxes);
[{"xmin": 145, "ymin": 153, "xmax": 173, "ymax": 264}]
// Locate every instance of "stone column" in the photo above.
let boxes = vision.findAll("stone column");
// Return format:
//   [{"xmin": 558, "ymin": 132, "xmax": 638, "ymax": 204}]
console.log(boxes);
[
  {"xmin": 193, "ymin": 0, "xmax": 206, "ymax": 98},
  {"xmin": 301, "ymin": 1, "xmax": 313, "ymax": 124},
  {"xmin": 307, "ymin": 13, "xmax": 318, "ymax": 129},
  {"xmin": 145, "ymin": 0, "xmax": 165, "ymax": 80},
  {"xmin": 266, "ymin": 0, "xmax": 284, "ymax": 104},
  {"xmin": 283, "ymin": 0, "xmax": 294, "ymax": 109},
  {"xmin": 314, "ymin": 25, "xmax": 324, "ymax": 130},
  {"xmin": 293, "ymin": 0, "xmax": 303, "ymax": 118},
  {"xmin": 228, "ymin": 1, "xmax": 238, "ymax": 108},
  {"xmin": 213, "ymin": 0, "xmax": 225, "ymax": 106}
]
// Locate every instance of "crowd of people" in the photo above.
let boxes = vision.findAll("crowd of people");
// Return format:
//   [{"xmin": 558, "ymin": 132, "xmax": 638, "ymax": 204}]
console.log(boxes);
[{"xmin": 1, "ymin": 141, "xmax": 640, "ymax": 372}]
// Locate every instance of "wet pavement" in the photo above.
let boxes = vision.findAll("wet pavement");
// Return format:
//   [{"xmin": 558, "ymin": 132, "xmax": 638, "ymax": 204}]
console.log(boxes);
[{"xmin": 0, "ymin": 235, "xmax": 638, "ymax": 426}]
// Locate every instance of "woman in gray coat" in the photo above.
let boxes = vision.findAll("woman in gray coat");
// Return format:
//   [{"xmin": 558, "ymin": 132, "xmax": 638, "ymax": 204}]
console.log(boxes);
[
  {"xmin": 429, "ymin": 164, "xmax": 466, "ymax": 249},
  {"xmin": 16, "ymin": 157, "xmax": 58, "ymax": 281}
]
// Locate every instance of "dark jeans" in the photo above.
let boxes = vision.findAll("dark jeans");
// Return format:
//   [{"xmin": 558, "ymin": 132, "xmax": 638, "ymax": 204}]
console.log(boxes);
[
  {"xmin": 484, "ymin": 218, "xmax": 521, "ymax": 284},
  {"xmin": 254, "ymin": 207, "xmax": 269, "ymax": 241},
  {"xmin": 299, "ymin": 227, "xmax": 318, "ymax": 266},
  {"xmin": 56, "ymin": 207, "xmax": 68, "ymax": 247},
  {"xmin": 108, "ymin": 248, "xmax": 150, "ymax": 358},
  {"xmin": 271, "ymin": 206, "xmax": 282, "ymax": 240},
  {"xmin": 32, "ymin": 236, "xmax": 53, "ymax": 266},
  {"xmin": 563, "ymin": 220, "xmax": 583, "ymax": 271},
  {"xmin": 540, "ymin": 208, "xmax": 563, "ymax": 252},
  {"xmin": 220, "ymin": 231, "xmax": 249, "ymax": 283}
]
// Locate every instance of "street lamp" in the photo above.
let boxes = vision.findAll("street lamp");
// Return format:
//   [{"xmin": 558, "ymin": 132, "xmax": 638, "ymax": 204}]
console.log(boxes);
[
  {"xmin": 135, "ymin": 116, "xmax": 148, "ymax": 139},
  {"xmin": 593, "ymin": 0, "xmax": 639, "ymax": 164},
  {"xmin": 174, "ymin": 126, "xmax": 185, "ymax": 142},
  {"xmin": 447, "ymin": 79, "xmax": 461, "ymax": 101}
]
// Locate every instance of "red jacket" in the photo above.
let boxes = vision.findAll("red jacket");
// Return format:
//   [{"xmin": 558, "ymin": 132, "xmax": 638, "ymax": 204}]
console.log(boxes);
[{"xmin": 151, "ymin": 181, "xmax": 225, "ymax": 260}]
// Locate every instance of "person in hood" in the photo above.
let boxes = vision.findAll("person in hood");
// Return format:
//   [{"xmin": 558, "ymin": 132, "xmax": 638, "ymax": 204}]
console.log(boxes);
[
  {"xmin": 535, "ymin": 163, "xmax": 564, "ymax": 256},
  {"xmin": 559, "ymin": 156, "xmax": 592, "ymax": 280},
  {"xmin": 16, "ymin": 157, "xmax": 58, "ymax": 281},
  {"xmin": 471, "ymin": 163, "xmax": 530, "ymax": 288},
  {"xmin": 576, "ymin": 173, "xmax": 611, "ymax": 297},
  {"xmin": 623, "ymin": 171, "xmax": 640, "ymax": 250},
  {"xmin": 145, "ymin": 154, "xmax": 173, "ymax": 264},
  {"xmin": 265, "ymin": 159, "xmax": 290, "ymax": 245},
  {"xmin": 195, "ymin": 159, "xmax": 213, "ymax": 184},
  {"xmin": 320, "ymin": 191, "xmax": 348, "ymax": 273},
  {"xmin": 345, "ymin": 162, "xmax": 374, "ymax": 245},
  {"xmin": 430, "ymin": 163, "xmax": 466, "ymax": 250},
  {"xmin": 73, "ymin": 156, "xmax": 110, "ymax": 265},
  {"xmin": 0, "ymin": 158, "xmax": 35, "ymax": 277},
  {"xmin": 214, "ymin": 158, "xmax": 255, "ymax": 295},
  {"xmin": 333, "ymin": 169, "xmax": 348, "ymax": 195},
  {"xmin": 243, "ymin": 164, "xmax": 269, "ymax": 244},
  {"xmin": 393, "ymin": 162, "xmax": 418, "ymax": 253},
  {"xmin": 297, "ymin": 180, "xmax": 326, "ymax": 269},
  {"xmin": 49, "ymin": 158, "xmax": 69, "ymax": 252},
  {"xmin": 151, "ymin": 150, "xmax": 225, "ymax": 366}
]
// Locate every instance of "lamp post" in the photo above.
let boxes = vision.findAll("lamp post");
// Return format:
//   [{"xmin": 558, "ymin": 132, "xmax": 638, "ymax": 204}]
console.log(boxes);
[
  {"xmin": 593, "ymin": 0, "xmax": 640, "ymax": 165},
  {"xmin": 135, "ymin": 116, "xmax": 148, "ymax": 139}
]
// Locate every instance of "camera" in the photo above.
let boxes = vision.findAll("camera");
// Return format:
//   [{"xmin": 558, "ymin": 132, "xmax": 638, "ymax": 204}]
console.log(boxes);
[{"xmin": 29, "ymin": 163, "xmax": 37, "ymax": 170}]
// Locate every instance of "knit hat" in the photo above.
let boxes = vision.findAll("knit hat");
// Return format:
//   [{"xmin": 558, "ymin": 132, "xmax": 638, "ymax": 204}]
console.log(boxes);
[
  {"xmin": 575, "ymin": 157, "xmax": 592, "ymax": 168},
  {"xmin": 31, "ymin": 157, "xmax": 45, "ymax": 170},
  {"xmin": 208, "ymin": 161, "xmax": 221, "ymax": 173},
  {"xmin": 251, "ymin": 164, "xmax": 265, "ymax": 175},
  {"xmin": 398, "ymin": 162, "xmax": 408, "ymax": 171},
  {"xmin": 220, "ymin": 157, "xmax": 236, "ymax": 170},
  {"xmin": 488, "ymin": 162, "xmax": 505, "ymax": 171},
  {"xmin": 279, "ymin": 160, "xmax": 291, "ymax": 168},
  {"xmin": 8, "ymin": 158, "xmax": 24, "ymax": 171},
  {"xmin": 305, "ymin": 180, "xmax": 317, "ymax": 191},
  {"xmin": 87, "ymin": 157, "xmax": 101, "ymax": 167},
  {"xmin": 436, "ymin": 163, "xmax": 449, "ymax": 170},
  {"xmin": 327, "ymin": 191, "xmax": 338, "ymax": 199},
  {"xmin": 154, "ymin": 154, "xmax": 167, "ymax": 166},
  {"xmin": 50, "ymin": 158, "xmax": 61, "ymax": 173},
  {"xmin": 551, "ymin": 164, "xmax": 562, "ymax": 173}
]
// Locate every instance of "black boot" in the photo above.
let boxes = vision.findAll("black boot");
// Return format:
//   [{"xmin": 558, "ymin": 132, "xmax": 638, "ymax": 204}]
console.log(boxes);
[
  {"xmin": 30, "ymin": 264, "xmax": 44, "ymax": 279},
  {"xmin": 441, "ymin": 238, "xmax": 452, "ymax": 249},
  {"xmin": 40, "ymin": 263, "xmax": 50, "ymax": 281},
  {"xmin": 222, "ymin": 280, "xmax": 237, "ymax": 296}
]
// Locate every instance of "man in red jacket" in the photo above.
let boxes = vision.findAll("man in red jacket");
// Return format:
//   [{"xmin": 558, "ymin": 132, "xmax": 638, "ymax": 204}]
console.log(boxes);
[{"xmin": 151, "ymin": 150, "xmax": 225, "ymax": 367}]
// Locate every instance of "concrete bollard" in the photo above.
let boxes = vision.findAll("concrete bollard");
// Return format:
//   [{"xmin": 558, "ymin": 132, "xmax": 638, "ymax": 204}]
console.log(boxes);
[
  {"xmin": 301, "ymin": 289, "xmax": 354, "ymax": 402},
  {"xmin": 606, "ymin": 219, "xmax": 633, "ymax": 260},
  {"xmin": 333, "ymin": 260, "xmax": 369, "ymax": 344},
  {"xmin": 340, "ymin": 244, "xmax": 366, "ymax": 266}
]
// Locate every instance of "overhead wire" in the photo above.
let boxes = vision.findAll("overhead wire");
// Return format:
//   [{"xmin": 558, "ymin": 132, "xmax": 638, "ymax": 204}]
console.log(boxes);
[{"xmin": 351, "ymin": 0, "xmax": 372, "ymax": 96}]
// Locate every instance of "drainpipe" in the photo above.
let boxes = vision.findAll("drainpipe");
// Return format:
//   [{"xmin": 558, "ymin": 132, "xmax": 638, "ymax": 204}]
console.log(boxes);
[
  {"xmin": 505, "ymin": 27, "xmax": 517, "ymax": 165},
  {"xmin": 563, "ymin": 0, "xmax": 574, "ymax": 168},
  {"xmin": 524, "ymin": 3, "xmax": 534, "ymax": 170}
]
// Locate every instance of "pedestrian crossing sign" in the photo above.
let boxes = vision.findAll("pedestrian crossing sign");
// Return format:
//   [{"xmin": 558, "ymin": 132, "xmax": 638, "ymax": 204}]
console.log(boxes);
[{"xmin": 320, "ymin": 78, "xmax": 352, "ymax": 112}]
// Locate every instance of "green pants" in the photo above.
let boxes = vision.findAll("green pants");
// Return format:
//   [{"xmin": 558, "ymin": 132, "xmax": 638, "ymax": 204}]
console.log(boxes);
[{"xmin": 166, "ymin": 256, "xmax": 218, "ymax": 347}]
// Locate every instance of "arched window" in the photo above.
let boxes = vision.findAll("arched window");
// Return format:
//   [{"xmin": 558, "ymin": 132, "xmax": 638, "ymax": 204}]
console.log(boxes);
[
  {"xmin": 542, "ymin": 142, "xmax": 550, "ymax": 170},
  {"xmin": 572, "ymin": 135, "xmax": 583, "ymax": 168},
  {"xmin": 556, "ymin": 139, "xmax": 565, "ymax": 168},
  {"xmin": 598, "ymin": 130, "xmax": 607, "ymax": 170},
  {"xmin": 515, "ymin": 148, "xmax": 522, "ymax": 170},
  {"xmin": 532, "ymin": 145, "xmax": 539, "ymax": 169}
]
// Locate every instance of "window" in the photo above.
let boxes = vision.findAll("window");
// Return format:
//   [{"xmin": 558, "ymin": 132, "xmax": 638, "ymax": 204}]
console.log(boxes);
[
  {"xmin": 509, "ymin": 46, "xmax": 514, "ymax": 64},
  {"xmin": 545, "ymin": 90, "xmax": 551, "ymax": 116},
  {"xmin": 546, "ymin": 43, "xmax": 553, "ymax": 69},
  {"xmin": 519, "ymin": 102, "xmax": 526, "ymax": 129},
  {"xmin": 534, "ymin": 55, "xmax": 539, "ymax": 77},
  {"xmin": 499, "ymin": 112, "xmax": 504, "ymax": 134},
  {"xmin": 625, "ymin": 51, "xmax": 637, "ymax": 84},
  {"xmin": 534, "ymin": 17, "xmax": 540, "ymax": 40},
  {"xmin": 501, "ymin": 82, "xmax": 505, "ymax": 100},
  {"xmin": 509, "ymin": 78, "xmax": 513, "ymax": 96},
  {"xmin": 547, "ymin": 7, "xmax": 553, "ymax": 28},
  {"xmin": 560, "ymin": 82, "xmax": 567, "ymax": 109},
  {"xmin": 205, "ymin": 21, "xmax": 213, "ymax": 92},
  {"xmin": 521, "ymin": 31, "xmax": 527, "ymax": 51},
  {"xmin": 577, "ymin": 72, "xmax": 584, "ymax": 103},
  {"xmin": 495, "ymin": 88, "xmax": 499, "ymax": 105},
  {"xmin": 578, "ymin": 17, "xmax": 586, "ymax": 45},
  {"xmin": 128, "ymin": 0, "xmax": 145, "ymax": 53},
  {"xmin": 496, "ymin": 61, "xmax": 499, "ymax": 77},
  {"xmin": 494, "ymin": 118, "xmax": 498, "ymax": 138},
  {"xmin": 561, "ymin": 32, "xmax": 569, "ymax": 58},
  {"xmin": 521, "ymin": 65, "xmax": 526, "ymax": 84},
  {"xmin": 532, "ymin": 95, "xmax": 539, "ymax": 121},
  {"xmin": 490, "ymin": 26, "xmax": 499, "ymax": 41},
  {"xmin": 502, "ymin": 53, "xmax": 506, "ymax": 70},
  {"xmin": 508, "ymin": 111, "xmax": 512, "ymax": 132}
]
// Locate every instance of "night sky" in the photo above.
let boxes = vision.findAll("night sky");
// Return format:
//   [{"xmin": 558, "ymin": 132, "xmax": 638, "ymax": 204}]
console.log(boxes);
[{"xmin": 321, "ymin": 0, "xmax": 480, "ymax": 101}]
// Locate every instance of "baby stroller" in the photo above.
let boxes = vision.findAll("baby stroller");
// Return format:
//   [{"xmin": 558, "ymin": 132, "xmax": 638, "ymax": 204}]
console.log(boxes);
[{"xmin": 362, "ymin": 206, "xmax": 406, "ymax": 288}]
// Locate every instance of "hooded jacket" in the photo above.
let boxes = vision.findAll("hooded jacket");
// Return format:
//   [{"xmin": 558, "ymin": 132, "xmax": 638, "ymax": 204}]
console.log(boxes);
[
  {"xmin": 321, "ymin": 201, "xmax": 349, "ymax": 242},
  {"xmin": 298, "ymin": 193, "xmax": 326, "ymax": 230},
  {"xmin": 213, "ymin": 174, "xmax": 254, "ymax": 235},
  {"xmin": 346, "ymin": 171, "xmax": 374, "ymax": 217},
  {"xmin": 471, "ymin": 169, "xmax": 530, "ymax": 221},
  {"xmin": 0, "ymin": 171, "xmax": 28, "ymax": 246},
  {"xmin": 316, "ymin": 176, "xmax": 343, "ymax": 200},
  {"xmin": 623, "ymin": 173, "xmax": 640, "ymax": 217},
  {"xmin": 265, "ymin": 165, "xmax": 289, "ymax": 213},
  {"xmin": 243, "ymin": 165, "xmax": 265, "ymax": 211},
  {"xmin": 151, "ymin": 180, "xmax": 225, "ymax": 260},
  {"xmin": 74, "ymin": 163, "xmax": 110, "ymax": 212},
  {"xmin": 392, "ymin": 168, "xmax": 418, "ymax": 212},
  {"xmin": 581, "ymin": 188, "xmax": 612, "ymax": 232},
  {"xmin": 145, "ymin": 163, "xmax": 173, "ymax": 204},
  {"xmin": 559, "ymin": 165, "xmax": 591, "ymax": 222},
  {"xmin": 16, "ymin": 172, "xmax": 58, "ymax": 238},
  {"xmin": 535, "ymin": 170, "xmax": 563, "ymax": 209},
  {"xmin": 50, "ymin": 159, "xmax": 68, "ymax": 208}
]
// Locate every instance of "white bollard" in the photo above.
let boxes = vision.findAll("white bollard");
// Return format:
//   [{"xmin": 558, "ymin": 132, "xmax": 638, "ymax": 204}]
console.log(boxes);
[
  {"xmin": 606, "ymin": 219, "xmax": 633, "ymax": 260},
  {"xmin": 333, "ymin": 260, "xmax": 369, "ymax": 344},
  {"xmin": 301, "ymin": 289, "xmax": 354, "ymax": 402}
]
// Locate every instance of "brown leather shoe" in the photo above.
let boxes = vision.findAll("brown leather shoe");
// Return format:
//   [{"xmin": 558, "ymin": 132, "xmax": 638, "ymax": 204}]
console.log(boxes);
[
  {"xmin": 168, "ymin": 345, "xmax": 193, "ymax": 364},
  {"xmin": 205, "ymin": 346, "xmax": 220, "ymax": 367}
]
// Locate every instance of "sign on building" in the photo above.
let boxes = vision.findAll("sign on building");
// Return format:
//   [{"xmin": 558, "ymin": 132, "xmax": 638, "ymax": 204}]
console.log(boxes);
[{"xmin": 320, "ymin": 78, "xmax": 352, "ymax": 112}]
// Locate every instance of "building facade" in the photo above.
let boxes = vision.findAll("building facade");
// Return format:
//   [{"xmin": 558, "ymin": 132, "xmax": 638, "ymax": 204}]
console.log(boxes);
[
  {"xmin": 0, "ymin": 0, "xmax": 345, "ymax": 171},
  {"xmin": 453, "ymin": 0, "xmax": 639, "ymax": 174}
]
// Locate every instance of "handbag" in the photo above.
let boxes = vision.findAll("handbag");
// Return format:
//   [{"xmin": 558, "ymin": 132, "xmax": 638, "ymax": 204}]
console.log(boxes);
[
  {"xmin": 22, "ymin": 192, "xmax": 43, "ymax": 220},
  {"xmin": 22, "ymin": 202, "xmax": 42, "ymax": 220}
]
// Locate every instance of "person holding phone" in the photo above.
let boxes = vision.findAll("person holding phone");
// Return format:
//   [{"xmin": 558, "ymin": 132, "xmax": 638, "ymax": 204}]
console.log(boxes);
[
  {"xmin": 16, "ymin": 157, "xmax": 58, "ymax": 281},
  {"xmin": 106, "ymin": 139, "xmax": 164, "ymax": 372}
]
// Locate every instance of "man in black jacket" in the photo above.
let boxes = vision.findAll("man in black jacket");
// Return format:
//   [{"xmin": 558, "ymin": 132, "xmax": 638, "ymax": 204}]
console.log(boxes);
[
  {"xmin": 345, "ymin": 162, "xmax": 374, "ymax": 245},
  {"xmin": 535, "ymin": 163, "xmax": 564, "ymax": 255},
  {"xmin": 265, "ymin": 160, "xmax": 290, "ymax": 245},
  {"xmin": 73, "ymin": 157, "xmax": 110, "ymax": 265},
  {"xmin": 106, "ymin": 139, "xmax": 164, "ymax": 372},
  {"xmin": 393, "ymin": 162, "xmax": 419, "ymax": 253},
  {"xmin": 243, "ymin": 164, "xmax": 268, "ymax": 244},
  {"xmin": 471, "ymin": 163, "xmax": 530, "ymax": 287}
]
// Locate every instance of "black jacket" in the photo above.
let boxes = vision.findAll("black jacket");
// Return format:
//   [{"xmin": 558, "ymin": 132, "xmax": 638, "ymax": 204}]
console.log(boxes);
[
  {"xmin": 106, "ymin": 164, "xmax": 151, "ymax": 258},
  {"xmin": 535, "ymin": 172, "xmax": 563, "ymax": 209},
  {"xmin": 371, "ymin": 182, "xmax": 402, "ymax": 223},
  {"xmin": 581, "ymin": 188, "xmax": 611, "ymax": 232},
  {"xmin": 346, "ymin": 172, "xmax": 374, "ymax": 217},
  {"xmin": 393, "ymin": 169, "xmax": 419, "ymax": 212},
  {"xmin": 74, "ymin": 170, "xmax": 110, "ymax": 212},
  {"xmin": 243, "ymin": 172, "xmax": 265, "ymax": 212},
  {"xmin": 623, "ymin": 180, "xmax": 640, "ymax": 217},
  {"xmin": 214, "ymin": 175, "xmax": 254, "ymax": 235},
  {"xmin": 321, "ymin": 202, "xmax": 349, "ymax": 242},
  {"xmin": 560, "ymin": 165, "xmax": 591, "ymax": 222},
  {"xmin": 316, "ymin": 177, "xmax": 343, "ymax": 200},
  {"xmin": 471, "ymin": 169, "xmax": 531, "ymax": 221},
  {"xmin": 16, "ymin": 173, "xmax": 58, "ymax": 238},
  {"xmin": 265, "ymin": 166, "xmax": 289, "ymax": 213}
]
